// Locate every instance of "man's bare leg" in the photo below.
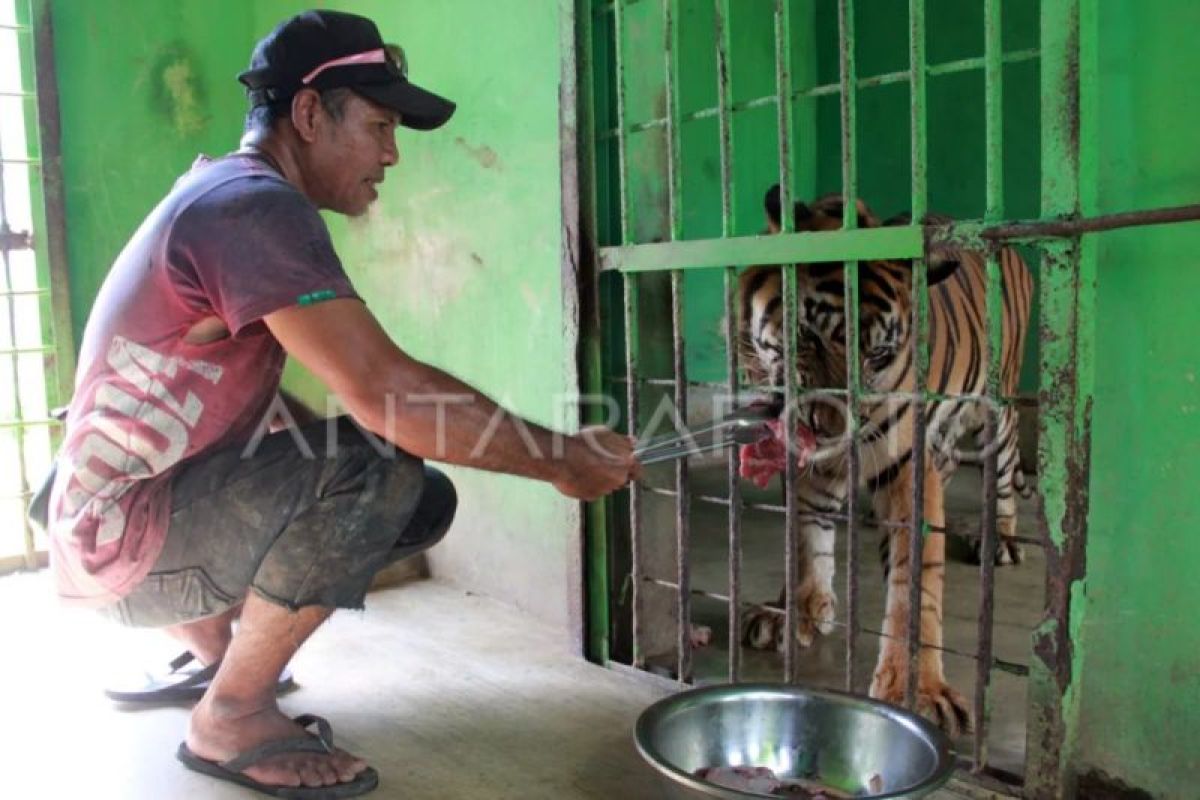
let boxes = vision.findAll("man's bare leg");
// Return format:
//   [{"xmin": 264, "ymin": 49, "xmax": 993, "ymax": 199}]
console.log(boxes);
[
  {"xmin": 163, "ymin": 603, "xmax": 240, "ymax": 666},
  {"xmin": 186, "ymin": 593, "xmax": 369, "ymax": 788}
]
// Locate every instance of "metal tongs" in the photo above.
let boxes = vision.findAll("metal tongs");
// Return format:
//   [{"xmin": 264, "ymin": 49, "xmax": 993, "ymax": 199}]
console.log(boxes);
[{"xmin": 633, "ymin": 402, "xmax": 780, "ymax": 466}]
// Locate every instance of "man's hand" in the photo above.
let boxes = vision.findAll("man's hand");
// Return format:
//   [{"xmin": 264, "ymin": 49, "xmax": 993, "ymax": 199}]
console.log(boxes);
[{"xmin": 553, "ymin": 425, "xmax": 642, "ymax": 502}]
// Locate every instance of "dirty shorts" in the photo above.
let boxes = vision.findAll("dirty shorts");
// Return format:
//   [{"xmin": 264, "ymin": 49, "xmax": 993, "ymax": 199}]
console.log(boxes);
[{"xmin": 101, "ymin": 417, "xmax": 457, "ymax": 628}]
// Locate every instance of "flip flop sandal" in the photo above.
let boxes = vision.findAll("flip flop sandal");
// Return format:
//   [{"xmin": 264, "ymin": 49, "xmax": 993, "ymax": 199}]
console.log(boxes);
[
  {"xmin": 177, "ymin": 713, "xmax": 379, "ymax": 799},
  {"xmin": 104, "ymin": 651, "xmax": 295, "ymax": 702}
]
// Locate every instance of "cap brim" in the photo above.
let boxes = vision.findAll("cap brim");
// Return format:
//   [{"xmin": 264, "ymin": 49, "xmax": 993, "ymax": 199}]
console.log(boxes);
[{"xmin": 355, "ymin": 79, "xmax": 456, "ymax": 131}]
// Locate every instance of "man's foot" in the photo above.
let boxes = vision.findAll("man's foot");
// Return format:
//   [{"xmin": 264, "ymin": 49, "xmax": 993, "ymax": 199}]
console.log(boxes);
[{"xmin": 188, "ymin": 698, "xmax": 369, "ymax": 789}]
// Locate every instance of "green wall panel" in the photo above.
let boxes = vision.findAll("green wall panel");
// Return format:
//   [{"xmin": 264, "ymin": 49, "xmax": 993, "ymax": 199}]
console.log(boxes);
[
  {"xmin": 52, "ymin": 0, "xmax": 255, "ymax": 343},
  {"xmin": 1076, "ymin": 2, "xmax": 1200, "ymax": 795}
]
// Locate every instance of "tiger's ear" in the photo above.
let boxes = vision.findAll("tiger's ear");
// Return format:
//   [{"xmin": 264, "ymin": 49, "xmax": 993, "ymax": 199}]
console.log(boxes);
[
  {"xmin": 925, "ymin": 246, "xmax": 961, "ymax": 286},
  {"xmin": 764, "ymin": 184, "xmax": 812, "ymax": 233}
]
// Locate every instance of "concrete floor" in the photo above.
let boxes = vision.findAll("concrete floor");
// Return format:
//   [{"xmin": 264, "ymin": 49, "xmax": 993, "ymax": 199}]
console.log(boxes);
[
  {"xmin": 0, "ymin": 485, "xmax": 1032, "ymax": 800},
  {"xmin": 634, "ymin": 458, "xmax": 1044, "ymax": 783},
  {"xmin": 0, "ymin": 573, "xmax": 674, "ymax": 800}
]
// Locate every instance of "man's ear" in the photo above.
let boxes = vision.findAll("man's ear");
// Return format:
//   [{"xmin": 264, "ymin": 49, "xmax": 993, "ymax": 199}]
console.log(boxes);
[{"xmin": 290, "ymin": 88, "xmax": 324, "ymax": 143}]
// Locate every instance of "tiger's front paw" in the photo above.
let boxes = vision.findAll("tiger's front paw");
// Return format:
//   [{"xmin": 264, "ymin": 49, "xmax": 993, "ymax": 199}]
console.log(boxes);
[
  {"xmin": 972, "ymin": 537, "xmax": 1025, "ymax": 566},
  {"xmin": 797, "ymin": 584, "xmax": 837, "ymax": 647},
  {"xmin": 740, "ymin": 587, "xmax": 836, "ymax": 651},
  {"xmin": 870, "ymin": 658, "xmax": 973, "ymax": 736}
]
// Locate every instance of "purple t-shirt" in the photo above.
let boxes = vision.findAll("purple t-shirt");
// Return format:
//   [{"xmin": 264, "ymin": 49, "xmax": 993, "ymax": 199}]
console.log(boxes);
[{"xmin": 49, "ymin": 153, "xmax": 360, "ymax": 605}]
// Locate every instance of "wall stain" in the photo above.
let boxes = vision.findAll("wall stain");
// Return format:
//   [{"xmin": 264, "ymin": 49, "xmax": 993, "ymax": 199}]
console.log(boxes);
[
  {"xmin": 455, "ymin": 137, "xmax": 502, "ymax": 171},
  {"xmin": 149, "ymin": 42, "xmax": 209, "ymax": 138}
]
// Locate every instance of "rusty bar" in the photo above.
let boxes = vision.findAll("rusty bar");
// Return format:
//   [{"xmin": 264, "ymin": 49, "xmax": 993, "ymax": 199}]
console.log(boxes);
[
  {"xmin": 975, "ymin": 408, "xmax": 1000, "ymax": 769},
  {"xmin": 1026, "ymin": 0, "xmax": 1089, "ymax": 795},
  {"xmin": 982, "ymin": 203, "xmax": 1200, "ymax": 241},
  {"xmin": 837, "ymin": 0, "xmax": 863, "ymax": 694},
  {"xmin": 723, "ymin": 267, "xmax": 743, "ymax": 683},
  {"xmin": 715, "ymin": 0, "xmax": 734, "ymax": 240},
  {"xmin": 31, "ymin": 0, "xmax": 77, "ymax": 430},
  {"xmin": 592, "ymin": 48, "xmax": 1043, "ymax": 141},
  {"xmin": 662, "ymin": 0, "xmax": 692, "ymax": 685},
  {"xmin": 715, "ymin": 0, "xmax": 740, "ymax": 682},
  {"xmin": 612, "ymin": 0, "xmax": 630, "ymax": 244},
  {"xmin": 671, "ymin": 268, "xmax": 691, "ymax": 684},
  {"xmin": 624, "ymin": 270, "xmax": 645, "ymax": 668},
  {"xmin": 972, "ymin": 0, "xmax": 1005, "ymax": 772},
  {"xmin": 774, "ymin": 0, "xmax": 801, "ymax": 684},
  {"xmin": 904, "ymin": 0, "xmax": 929, "ymax": 710}
]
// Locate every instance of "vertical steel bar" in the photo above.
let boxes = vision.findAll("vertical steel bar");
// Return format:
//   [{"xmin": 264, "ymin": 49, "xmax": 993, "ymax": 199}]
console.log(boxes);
[
  {"xmin": 614, "ymin": 0, "xmax": 644, "ymax": 670},
  {"xmin": 671, "ymin": 269, "xmax": 691, "ymax": 683},
  {"xmin": 973, "ymin": 0, "xmax": 1004, "ymax": 771},
  {"xmin": 774, "ymin": 0, "xmax": 800, "ymax": 684},
  {"xmin": 624, "ymin": 271, "xmax": 644, "ymax": 668},
  {"xmin": 612, "ymin": 0, "xmax": 631, "ymax": 247},
  {"xmin": 663, "ymin": 0, "xmax": 692, "ymax": 684},
  {"xmin": 1027, "ymin": 1, "xmax": 1088, "ymax": 795},
  {"xmin": 30, "ymin": 0, "xmax": 76, "ymax": 412},
  {"xmin": 715, "ymin": 0, "xmax": 741, "ymax": 683},
  {"xmin": 837, "ymin": 0, "xmax": 862, "ymax": 694},
  {"xmin": 0, "ymin": 106, "xmax": 35, "ymax": 567},
  {"xmin": 905, "ymin": 0, "xmax": 929, "ymax": 710}
]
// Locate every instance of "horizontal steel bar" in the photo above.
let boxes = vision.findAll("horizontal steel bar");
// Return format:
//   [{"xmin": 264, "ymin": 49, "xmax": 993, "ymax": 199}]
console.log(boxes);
[
  {"xmin": 0, "ymin": 417, "xmax": 62, "ymax": 430},
  {"xmin": 594, "ymin": 49, "xmax": 1041, "ymax": 142},
  {"xmin": 0, "ymin": 157, "xmax": 41, "ymax": 165},
  {"xmin": 0, "ymin": 90, "xmax": 34, "ymax": 99},
  {"xmin": 0, "ymin": 288, "xmax": 48, "ymax": 298},
  {"xmin": 642, "ymin": 483, "xmax": 1043, "ymax": 543},
  {"xmin": 599, "ymin": 226, "xmax": 922, "ymax": 272},
  {"xmin": 0, "ymin": 489, "xmax": 32, "ymax": 501},
  {"xmin": 0, "ymin": 23, "xmax": 29, "ymax": 31},
  {"xmin": 638, "ymin": 574, "xmax": 1033, "ymax": 677},
  {"xmin": 0, "ymin": 345, "xmax": 56, "ymax": 356},
  {"xmin": 981, "ymin": 203, "xmax": 1200, "ymax": 241}
]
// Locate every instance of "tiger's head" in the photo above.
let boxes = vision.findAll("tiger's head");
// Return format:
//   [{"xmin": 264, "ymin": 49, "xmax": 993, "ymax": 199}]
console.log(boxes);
[{"xmin": 738, "ymin": 186, "xmax": 961, "ymax": 433}]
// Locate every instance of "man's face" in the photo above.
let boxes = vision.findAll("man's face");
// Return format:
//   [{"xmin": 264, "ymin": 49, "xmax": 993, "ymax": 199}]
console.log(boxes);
[{"xmin": 306, "ymin": 92, "xmax": 400, "ymax": 216}]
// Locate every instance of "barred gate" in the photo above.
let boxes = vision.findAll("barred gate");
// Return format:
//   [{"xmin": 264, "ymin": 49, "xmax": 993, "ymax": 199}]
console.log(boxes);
[
  {"xmin": 0, "ymin": 0, "xmax": 74, "ymax": 573},
  {"xmin": 567, "ymin": 0, "xmax": 1200, "ymax": 796}
]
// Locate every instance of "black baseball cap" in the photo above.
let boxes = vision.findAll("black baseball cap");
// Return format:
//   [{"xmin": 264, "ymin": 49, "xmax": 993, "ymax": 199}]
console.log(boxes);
[{"xmin": 238, "ymin": 10, "xmax": 455, "ymax": 131}]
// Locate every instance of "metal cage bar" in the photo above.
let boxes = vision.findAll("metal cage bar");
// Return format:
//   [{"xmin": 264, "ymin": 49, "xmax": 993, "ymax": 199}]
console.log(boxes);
[
  {"xmin": 903, "ymin": 0, "xmax": 930, "ymax": 711},
  {"xmin": 837, "ymin": 0, "xmax": 863, "ymax": 695},
  {"xmin": 972, "ymin": 0, "xmax": 1005, "ymax": 772},
  {"xmin": 773, "ymin": 0, "xmax": 801, "ymax": 685},
  {"xmin": 662, "ymin": 0, "xmax": 693, "ymax": 685},
  {"xmin": 714, "ymin": 0, "xmax": 742, "ymax": 683},
  {"xmin": 0, "ymin": 96, "xmax": 36, "ymax": 568}
]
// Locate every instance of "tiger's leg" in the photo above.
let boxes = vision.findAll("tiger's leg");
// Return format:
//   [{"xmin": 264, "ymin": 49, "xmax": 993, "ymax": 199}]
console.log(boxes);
[
  {"xmin": 971, "ymin": 405, "xmax": 1025, "ymax": 566},
  {"xmin": 742, "ymin": 472, "xmax": 845, "ymax": 650},
  {"xmin": 869, "ymin": 458, "xmax": 971, "ymax": 735}
]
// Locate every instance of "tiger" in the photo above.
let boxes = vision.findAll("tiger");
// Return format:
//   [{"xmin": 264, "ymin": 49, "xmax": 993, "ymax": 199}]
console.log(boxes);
[{"xmin": 736, "ymin": 186, "xmax": 1033, "ymax": 733}]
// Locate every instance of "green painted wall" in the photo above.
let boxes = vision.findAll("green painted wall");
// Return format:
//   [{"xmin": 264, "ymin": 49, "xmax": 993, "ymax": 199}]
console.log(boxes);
[
  {"xmin": 51, "ymin": 0, "xmax": 580, "ymax": 626},
  {"xmin": 1074, "ymin": 2, "xmax": 1200, "ymax": 796},
  {"xmin": 52, "ymin": 0, "xmax": 254, "ymax": 342}
]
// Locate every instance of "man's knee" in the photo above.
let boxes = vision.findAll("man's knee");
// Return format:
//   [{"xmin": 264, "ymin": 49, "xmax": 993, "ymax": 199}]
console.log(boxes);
[{"xmin": 420, "ymin": 467, "xmax": 457, "ymax": 547}]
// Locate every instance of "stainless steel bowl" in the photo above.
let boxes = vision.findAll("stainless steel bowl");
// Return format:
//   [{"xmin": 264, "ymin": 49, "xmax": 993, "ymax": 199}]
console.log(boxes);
[{"xmin": 634, "ymin": 683, "xmax": 955, "ymax": 799}]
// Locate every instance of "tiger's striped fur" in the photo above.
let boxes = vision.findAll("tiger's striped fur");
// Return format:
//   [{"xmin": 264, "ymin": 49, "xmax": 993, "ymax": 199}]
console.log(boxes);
[{"xmin": 737, "ymin": 188, "xmax": 1033, "ymax": 734}]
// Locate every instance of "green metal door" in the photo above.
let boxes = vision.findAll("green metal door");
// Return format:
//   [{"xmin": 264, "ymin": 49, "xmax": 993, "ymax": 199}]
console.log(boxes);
[{"xmin": 566, "ymin": 0, "xmax": 1179, "ymax": 795}]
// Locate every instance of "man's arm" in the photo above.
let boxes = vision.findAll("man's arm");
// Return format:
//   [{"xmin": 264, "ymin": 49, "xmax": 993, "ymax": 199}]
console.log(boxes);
[{"xmin": 263, "ymin": 298, "xmax": 636, "ymax": 500}]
